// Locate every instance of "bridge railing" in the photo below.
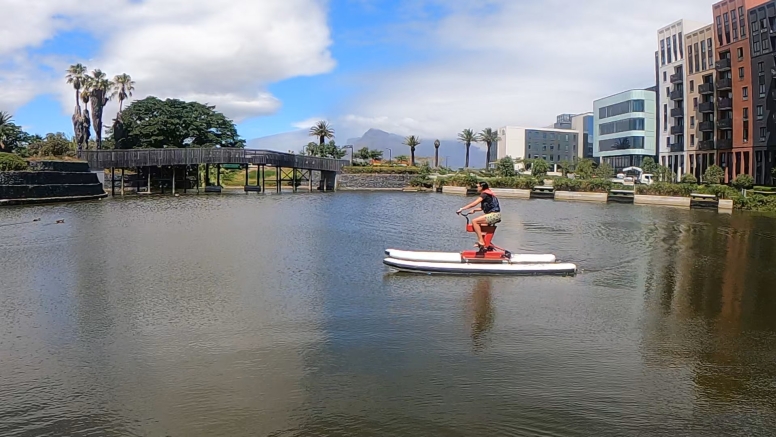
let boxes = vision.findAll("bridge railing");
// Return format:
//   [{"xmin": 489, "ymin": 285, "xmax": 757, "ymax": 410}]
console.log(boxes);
[{"xmin": 78, "ymin": 148, "xmax": 347, "ymax": 172}]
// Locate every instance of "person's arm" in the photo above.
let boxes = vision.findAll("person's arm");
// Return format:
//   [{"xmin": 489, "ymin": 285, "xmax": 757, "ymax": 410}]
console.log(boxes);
[{"xmin": 457, "ymin": 196, "xmax": 483, "ymax": 214}]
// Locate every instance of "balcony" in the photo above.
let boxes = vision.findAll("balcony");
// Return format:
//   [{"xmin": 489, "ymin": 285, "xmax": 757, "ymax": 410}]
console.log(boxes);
[
  {"xmin": 669, "ymin": 89, "xmax": 684, "ymax": 100},
  {"xmin": 699, "ymin": 121, "xmax": 715, "ymax": 132},
  {"xmin": 718, "ymin": 98, "xmax": 733, "ymax": 110},
  {"xmin": 699, "ymin": 82, "xmax": 715, "ymax": 94},
  {"xmin": 670, "ymin": 107, "xmax": 684, "ymax": 117},
  {"xmin": 670, "ymin": 73, "xmax": 683, "ymax": 84},
  {"xmin": 698, "ymin": 140, "xmax": 715, "ymax": 150},
  {"xmin": 716, "ymin": 78, "xmax": 732, "ymax": 90},
  {"xmin": 716, "ymin": 58, "xmax": 731, "ymax": 70},
  {"xmin": 670, "ymin": 142, "xmax": 684, "ymax": 153},
  {"xmin": 718, "ymin": 118, "xmax": 733, "ymax": 129},
  {"xmin": 670, "ymin": 125, "xmax": 685, "ymax": 135},
  {"xmin": 717, "ymin": 138, "xmax": 733, "ymax": 149},
  {"xmin": 699, "ymin": 101, "xmax": 715, "ymax": 112}
]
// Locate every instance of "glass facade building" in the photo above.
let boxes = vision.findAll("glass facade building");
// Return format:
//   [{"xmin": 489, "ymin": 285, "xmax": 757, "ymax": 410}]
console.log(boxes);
[{"xmin": 593, "ymin": 89, "xmax": 657, "ymax": 171}]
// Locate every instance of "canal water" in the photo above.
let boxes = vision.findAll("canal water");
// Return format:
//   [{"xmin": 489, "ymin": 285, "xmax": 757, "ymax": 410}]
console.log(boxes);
[{"xmin": 1, "ymin": 192, "xmax": 775, "ymax": 436}]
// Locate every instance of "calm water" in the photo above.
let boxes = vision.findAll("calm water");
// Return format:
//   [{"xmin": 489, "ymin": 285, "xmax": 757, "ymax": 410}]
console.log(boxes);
[{"xmin": 1, "ymin": 192, "xmax": 776, "ymax": 436}]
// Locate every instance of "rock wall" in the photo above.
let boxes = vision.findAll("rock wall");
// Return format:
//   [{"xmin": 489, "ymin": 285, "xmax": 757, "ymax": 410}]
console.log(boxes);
[
  {"xmin": 1, "ymin": 161, "xmax": 106, "ymax": 205},
  {"xmin": 336, "ymin": 174, "xmax": 415, "ymax": 190}
]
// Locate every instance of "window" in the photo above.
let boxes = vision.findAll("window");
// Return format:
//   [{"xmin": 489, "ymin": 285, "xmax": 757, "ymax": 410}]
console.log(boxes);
[
  {"xmin": 764, "ymin": 38, "xmax": 770, "ymax": 51},
  {"xmin": 661, "ymin": 40, "xmax": 666, "ymax": 65},
  {"xmin": 550, "ymin": 154, "xmax": 554, "ymax": 161},
  {"xmin": 599, "ymin": 99, "xmax": 645, "ymax": 118},
  {"xmin": 760, "ymin": 127, "xmax": 766, "ymax": 141},
  {"xmin": 688, "ymin": 54, "xmax": 694, "ymax": 74},
  {"xmin": 744, "ymin": 107, "xmax": 749, "ymax": 119},
  {"xmin": 738, "ymin": 47, "xmax": 744, "ymax": 59},
  {"xmin": 663, "ymin": 71, "xmax": 667, "ymax": 81},
  {"xmin": 753, "ymin": 20, "xmax": 760, "ymax": 32},
  {"xmin": 743, "ymin": 87, "xmax": 749, "ymax": 99},
  {"xmin": 598, "ymin": 118, "xmax": 646, "ymax": 135},
  {"xmin": 757, "ymin": 105, "xmax": 764, "ymax": 119},
  {"xmin": 542, "ymin": 145, "xmax": 547, "ymax": 151},
  {"xmin": 667, "ymin": 37, "xmax": 672, "ymax": 63},
  {"xmin": 724, "ymin": 12, "xmax": 729, "ymax": 23},
  {"xmin": 762, "ymin": 18, "xmax": 768, "ymax": 30},
  {"xmin": 691, "ymin": 116, "xmax": 696, "ymax": 127},
  {"xmin": 759, "ymin": 62, "xmax": 764, "ymax": 73},
  {"xmin": 694, "ymin": 97, "xmax": 698, "ymax": 108},
  {"xmin": 754, "ymin": 40, "xmax": 761, "ymax": 54},
  {"xmin": 673, "ymin": 35, "xmax": 678, "ymax": 60},
  {"xmin": 678, "ymin": 33, "xmax": 683, "ymax": 58},
  {"xmin": 664, "ymin": 104, "xmax": 668, "ymax": 127},
  {"xmin": 743, "ymin": 120, "xmax": 749, "ymax": 142},
  {"xmin": 741, "ymin": 21, "xmax": 745, "ymax": 38},
  {"xmin": 740, "ymin": 67, "xmax": 745, "ymax": 79},
  {"xmin": 666, "ymin": 87, "xmax": 670, "ymax": 97},
  {"xmin": 691, "ymin": 134, "xmax": 695, "ymax": 146},
  {"xmin": 760, "ymin": 83, "xmax": 766, "ymax": 96},
  {"xmin": 733, "ymin": 22, "xmax": 739, "ymax": 40},
  {"xmin": 550, "ymin": 145, "xmax": 555, "ymax": 150},
  {"xmin": 690, "ymin": 80, "xmax": 694, "ymax": 91}
]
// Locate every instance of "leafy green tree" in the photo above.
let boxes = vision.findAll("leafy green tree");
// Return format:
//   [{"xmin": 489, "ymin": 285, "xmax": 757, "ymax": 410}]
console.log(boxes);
[
  {"xmin": 732, "ymin": 174, "xmax": 754, "ymax": 190},
  {"xmin": 304, "ymin": 140, "xmax": 346, "ymax": 159},
  {"xmin": 654, "ymin": 165, "xmax": 676, "ymax": 183},
  {"xmin": 495, "ymin": 157, "xmax": 516, "ymax": 177},
  {"xmin": 0, "ymin": 152, "xmax": 28, "ymax": 171},
  {"xmin": 558, "ymin": 160, "xmax": 572, "ymax": 177},
  {"xmin": 479, "ymin": 128, "xmax": 500, "ymax": 169},
  {"xmin": 703, "ymin": 165, "xmax": 725, "ymax": 184},
  {"xmin": 309, "ymin": 121, "xmax": 334, "ymax": 146},
  {"xmin": 574, "ymin": 158, "xmax": 595, "ymax": 179},
  {"xmin": 642, "ymin": 156, "xmax": 658, "ymax": 173},
  {"xmin": 111, "ymin": 73, "xmax": 135, "ymax": 113},
  {"xmin": 531, "ymin": 158, "xmax": 550, "ymax": 177},
  {"xmin": 1, "ymin": 111, "xmax": 18, "ymax": 151},
  {"xmin": 33, "ymin": 133, "xmax": 75, "ymax": 157},
  {"xmin": 458, "ymin": 128, "xmax": 477, "ymax": 168},
  {"xmin": 85, "ymin": 69, "xmax": 113, "ymax": 149},
  {"xmin": 111, "ymin": 96, "xmax": 244, "ymax": 149},
  {"xmin": 594, "ymin": 161, "xmax": 614, "ymax": 179},
  {"xmin": 402, "ymin": 135, "xmax": 421, "ymax": 167},
  {"xmin": 395, "ymin": 154, "xmax": 409, "ymax": 164}
]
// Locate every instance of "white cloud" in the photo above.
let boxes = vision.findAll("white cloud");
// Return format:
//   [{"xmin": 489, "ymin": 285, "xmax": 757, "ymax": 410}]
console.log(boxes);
[
  {"xmin": 338, "ymin": 0, "xmax": 715, "ymax": 140},
  {"xmin": 1, "ymin": 0, "xmax": 334, "ymax": 122}
]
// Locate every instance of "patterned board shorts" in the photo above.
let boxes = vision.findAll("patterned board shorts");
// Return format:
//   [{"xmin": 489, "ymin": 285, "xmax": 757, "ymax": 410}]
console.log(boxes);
[{"xmin": 484, "ymin": 212, "xmax": 502, "ymax": 225}]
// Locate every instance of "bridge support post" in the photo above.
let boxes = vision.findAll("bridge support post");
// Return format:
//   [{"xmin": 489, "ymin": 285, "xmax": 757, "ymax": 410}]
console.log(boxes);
[
  {"xmin": 216, "ymin": 164, "xmax": 221, "ymax": 187},
  {"xmin": 292, "ymin": 168, "xmax": 297, "ymax": 193},
  {"xmin": 276, "ymin": 167, "xmax": 281, "ymax": 193},
  {"xmin": 136, "ymin": 167, "xmax": 140, "ymax": 193},
  {"xmin": 111, "ymin": 167, "xmax": 115, "ymax": 196},
  {"xmin": 308, "ymin": 170, "xmax": 313, "ymax": 192},
  {"xmin": 196, "ymin": 165, "xmax": 200, "ymax": 193},
  {"xmin": 183, "ymin": 166, "xmax": 188, "ymax": 194},
  {"xmin": 172, "ymin": 167, "xmax": 176, "ymax": 195},
  {"xmin": 262, "ymin": 165, "xmax": 265, "ymax": 193},
  {"xmin": 245, "ymin": 165, "xmax": 249, "ymax": 193},
  {"xmin": 147, "ymin": 170, "xmax": 151, "ymax": 194}
]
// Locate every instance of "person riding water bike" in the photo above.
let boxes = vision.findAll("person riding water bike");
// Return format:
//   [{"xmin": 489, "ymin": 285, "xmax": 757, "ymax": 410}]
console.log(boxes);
[{"xmin": 456, "ymin": 181, "xmax": 501, "ymax": 250}]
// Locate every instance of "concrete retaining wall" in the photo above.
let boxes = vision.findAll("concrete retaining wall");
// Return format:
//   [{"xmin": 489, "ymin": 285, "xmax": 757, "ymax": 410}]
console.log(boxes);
[
  {"xmin": 634, "ymin": 195, "xmax": 691, "ymax": 208},
  {"xmin": 490, "ymin": 188, "xmax": 531, "ymax": 199},
  {"xmin": 555, "ymin": 191, "xmax": 608, "ymax": 202},
  {"xmin": 1, "ymin": 161, "xmax": 106, "ymax": 205},
  {"xmin": 27, "ymin": 161, "xmax": 90, "ymax": 172},
  {"xmin": 336, "ymin": 174, "xmax": 415, "ymax": 190},
  {"xmin": 442, "ymin": 186, "xmax": 476, "ymax": 195},
  {"xmin": 718, "ymin": 199, "xmax": 734, "ymax": 211}
]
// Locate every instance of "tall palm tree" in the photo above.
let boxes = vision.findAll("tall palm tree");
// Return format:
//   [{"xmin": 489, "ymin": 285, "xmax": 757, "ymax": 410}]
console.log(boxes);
[
  {"xmin": 309, "ymin": 121, "xmax": 335, "ymax": 146},
  {"xmin": 403, "ymin": 135, "xmax": 421, "ymax": 167},
  {"xmin": 0, "ymin": 111, "xmax": 13, "ymax": 151},
  {"xmin": 458, "ymin": 128, "xmax": 477, "ymax": 168},
  {"xmin": 434, "ymin": 139, "xmax": 441, "ymax": 168},
  {"xmin": 66, "ymin": 64, "xmax": 87, "ymax": 112},
  {"xmin": 87, "ymin": 69, "xmax": 113, "ymax": 150},
  {"xmin": 112, "ymin": 73, "xmax": 135, "ymax": 113},
  {"xmin": 478, "ymin": 128, "xmax": 500, "ymax": 169}
]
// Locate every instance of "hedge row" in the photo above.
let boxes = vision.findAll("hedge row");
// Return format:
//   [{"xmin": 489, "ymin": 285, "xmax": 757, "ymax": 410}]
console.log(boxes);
[{"xmin": 342, "ymin": 166, "xmax": 420, "ymax": 174}]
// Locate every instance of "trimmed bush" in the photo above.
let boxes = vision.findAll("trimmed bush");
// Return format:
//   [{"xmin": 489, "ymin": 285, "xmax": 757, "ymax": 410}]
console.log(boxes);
[
  {"xmin": 442, "ymin": 174, "xmax": 479, "ymax": 188},
  {"xmin": 704, "ymin": 165, "xmax": 725, "ymax": 185},
  {"xmin": 0, "ymin": 152, "xmax": 28, "ymax": 171},
  {"xmin": 552, "ymin": 177, "xmax": 581, "ymax": 191},
  {"xmin": 735, "ymin": 194, "xmax": 776, "ymax": 212},
  {"xmin": 636, "ymin": 182, "xmax": 694, "ymax": 197},
  {"xmin": 580, "ymin": 179, "xmax": 613, "ymax": 193},
  {"xmin": 732, "ymin": 174, "xmax": 754, "ymax": 190},
  {"xmin": 342, "ymin": 166, "xmax": 420, "ymax": 174},
  {"xmin": 695, "ymin": 184, "xmax": 739, "ymax": 199},
  {"xmin": 681, "ymin": 173, "xmax": 698, "ymax": 184}
]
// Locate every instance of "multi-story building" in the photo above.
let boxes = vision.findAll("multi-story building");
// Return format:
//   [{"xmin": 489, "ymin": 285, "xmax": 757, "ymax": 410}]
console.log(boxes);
[
  {"xmin": 593, "ymin": 89, "xmax": 657, "ymax": 171},
  {"xmin": 712, "ymin": 0, "xmax": 769, "ymax": 182},
  {"xmin": 747, "ymin": 1, "xmax": 776, "ymax": 184},
  {"xmin": 658, "ymin": 19, "xmax": 705, "ymax": 179},
  {"xmin": 571, "ymin": 113, "xmax": 595, "ymax": 161},
  {"xmin": 497, "ymin": 127, "xmax": 578, "ymax": 168},
  {"xmin": 686, "ymin": 24, "xmax": 718, "ymax": 180}
]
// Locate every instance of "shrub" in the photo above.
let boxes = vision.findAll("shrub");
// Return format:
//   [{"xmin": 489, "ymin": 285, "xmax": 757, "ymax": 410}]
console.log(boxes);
[
  {"xmin": 704, "ymin": 165, "xmax": 725, "ymax": 185},
  {"xmin": 445, "ymin": 174, "xmax": 479, "ymax": 188},
  {"xmin": 552, "ymin": 177, "xmax": 581, "ymax": 191},
  {"xmin": 594, "ymin": 162, "xmax": 614, "ymax": 179},
  {"xmin": 574, "ymin": 159, "xmax": 595, "ymax": 179},
  {"xmin": 513, "ymin": 176, "xmax": 539, "ymax": 190},
  {"xmin": 642, "ymin": 157, "xmax": 658, "ymax": 173},
  {"xmin": 732, "ymin": 174, "xmax": 754, "ymax": 190},
  {"xmin": 0, "ymin": 152, "xmax": 28, "ymax": 171},
  {"xmin": 580, "ymin": 179, "xmax": 613, "ymax": 193},
  {"xmin": 531, "ymin": 158, "xmax": 550, "ymax": 177},
  {"xmin": 735, "ymin": 194, "xmax": 776, "ymax": 212},
  {"xmin": 495, "ymin": 157, "xmax": 516, "ymax": 177},
  {"xmin": 695, "ymin": 184, "xmax": 739, "ymax": 199},
  {"xmin": 636, "ymin": 182, "xmax": 694, "ymax": 197},
  {"xmin": 409, "ymin": 176, "xmax": 432, "ymax": 188},
  {"xmin": 342, "ymin": 166, "xmax": 420, "ymax": 174},
  {"xmin": 681, "ymin": 173, "xmax": 698, "ymax": 184}
]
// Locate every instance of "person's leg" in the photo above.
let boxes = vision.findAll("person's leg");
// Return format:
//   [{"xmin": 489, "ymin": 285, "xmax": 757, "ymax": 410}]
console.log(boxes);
[{"xmin": 471, "ymin": 215, "xmax": 487, "ymax": 247}]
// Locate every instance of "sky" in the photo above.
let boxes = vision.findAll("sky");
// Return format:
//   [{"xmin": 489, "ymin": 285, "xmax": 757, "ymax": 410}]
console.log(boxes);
[{"xmin": 1, "ymin": 0, "xmax": 716, "ymax": 151}]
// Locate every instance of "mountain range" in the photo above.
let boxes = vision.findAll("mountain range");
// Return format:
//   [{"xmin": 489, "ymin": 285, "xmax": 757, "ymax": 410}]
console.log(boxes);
[{"xmin": 247, "ymin": 128, "xmax": 486, "ymax": 169}]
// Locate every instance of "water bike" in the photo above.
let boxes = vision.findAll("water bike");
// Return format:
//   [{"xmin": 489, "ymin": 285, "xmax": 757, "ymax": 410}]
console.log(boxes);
[{"xmin": 383, "ymin": 212, "xmax": 577, "ymax": 275}]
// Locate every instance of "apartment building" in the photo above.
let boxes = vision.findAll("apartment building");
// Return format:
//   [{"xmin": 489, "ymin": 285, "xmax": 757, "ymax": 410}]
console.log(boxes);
[
  {"xmin": 747, "ymin": 1, "xmax": 776, "ymax": 184},
  {"xmin": 658, "ymin": 19, "xmax": 705, "ymax": 179},
  {"xmin": 593, "ymin": 89, "xmax": 657, "ymax": 171},
  {"xmin": 686, "ymin": 24, "xmax": 718, "ymax": 180},
  {"xmin": 497, "ymin": 127, "xmax": 578, "ymax": 167}
]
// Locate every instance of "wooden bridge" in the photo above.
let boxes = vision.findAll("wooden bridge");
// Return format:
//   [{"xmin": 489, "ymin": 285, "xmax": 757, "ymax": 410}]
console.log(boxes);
[{"xmin": 77, "ymin": 148, "xmax": 348, "ymax": 195}]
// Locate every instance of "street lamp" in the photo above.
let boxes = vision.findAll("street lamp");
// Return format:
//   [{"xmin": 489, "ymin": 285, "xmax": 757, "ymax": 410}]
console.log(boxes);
[
  {"xmin": 385, "ymin": 148, "xmax": 392, "ymax": 165},
  {"xmin": 445, "ymin": 156, "xmax": 449, "ymax": 168}
]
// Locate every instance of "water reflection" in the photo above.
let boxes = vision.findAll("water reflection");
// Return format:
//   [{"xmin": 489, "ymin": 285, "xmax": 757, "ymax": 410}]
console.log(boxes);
[{"xmin": 469, "ymin": 279, "xmax": 495, "ymax": 353}]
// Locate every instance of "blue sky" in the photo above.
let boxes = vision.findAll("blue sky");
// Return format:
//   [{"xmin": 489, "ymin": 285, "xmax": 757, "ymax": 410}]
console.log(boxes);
[{"xmin": 2, "ymin": 0, "xmax": 716, "ymax": 147}]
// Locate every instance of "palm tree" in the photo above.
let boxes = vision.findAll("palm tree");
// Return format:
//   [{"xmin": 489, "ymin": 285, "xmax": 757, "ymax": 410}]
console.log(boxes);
[
  {"xmin": 478, "ymin": 128, "xmax": 500, "ymax": 169},
  {"xmin": 434, "ymin": 139, "xmax": 441, "ymax": 168},
  {"xmin": 112, "ymin": 73, "xmax": 135, "ymax": 113},
  {"xmin": 0, "ymin": 111, "xmax": 13, "ymax": 151},
  {"xmin": 402, "ymin": 135, "xmax": 421, "ymax": 167},
  {"xmin": 309, "ymin": 121, "xmax": 335, "ymax": 146},
  {"xmin": 87, "ymin": 69, "xmax": 113, "ymax": 149},
  {"xmin": 66, "ymin": 64, "xmax": 87, "ymax": 112},
  {"xmin": 458, "ymin": 128, "xmax": 477, "ymax": 168}
]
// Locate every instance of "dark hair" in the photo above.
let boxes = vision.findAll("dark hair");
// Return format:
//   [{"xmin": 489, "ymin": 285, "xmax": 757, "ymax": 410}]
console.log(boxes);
[{"xmin": 478, "ymin": 181, "xmax": 489, "ymax": 189}]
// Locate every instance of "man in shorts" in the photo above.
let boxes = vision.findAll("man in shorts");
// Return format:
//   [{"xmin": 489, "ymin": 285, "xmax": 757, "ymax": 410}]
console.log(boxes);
[{"xmin": 456, "ymin": 181, "xmax": 501, "ymax": 249}]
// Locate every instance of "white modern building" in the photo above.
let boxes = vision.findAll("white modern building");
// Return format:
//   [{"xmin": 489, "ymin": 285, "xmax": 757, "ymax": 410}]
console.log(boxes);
[
  {"xmin": 593, "ymin": 89, "xmax": 657, "ymax": 171},
  {"xmin": 497, "ymin": 126, "xmax": 579, "ymax": 169},
  {"xmin": 657, "ymin": 19, "xmax": 705, "ymax": 178}
]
